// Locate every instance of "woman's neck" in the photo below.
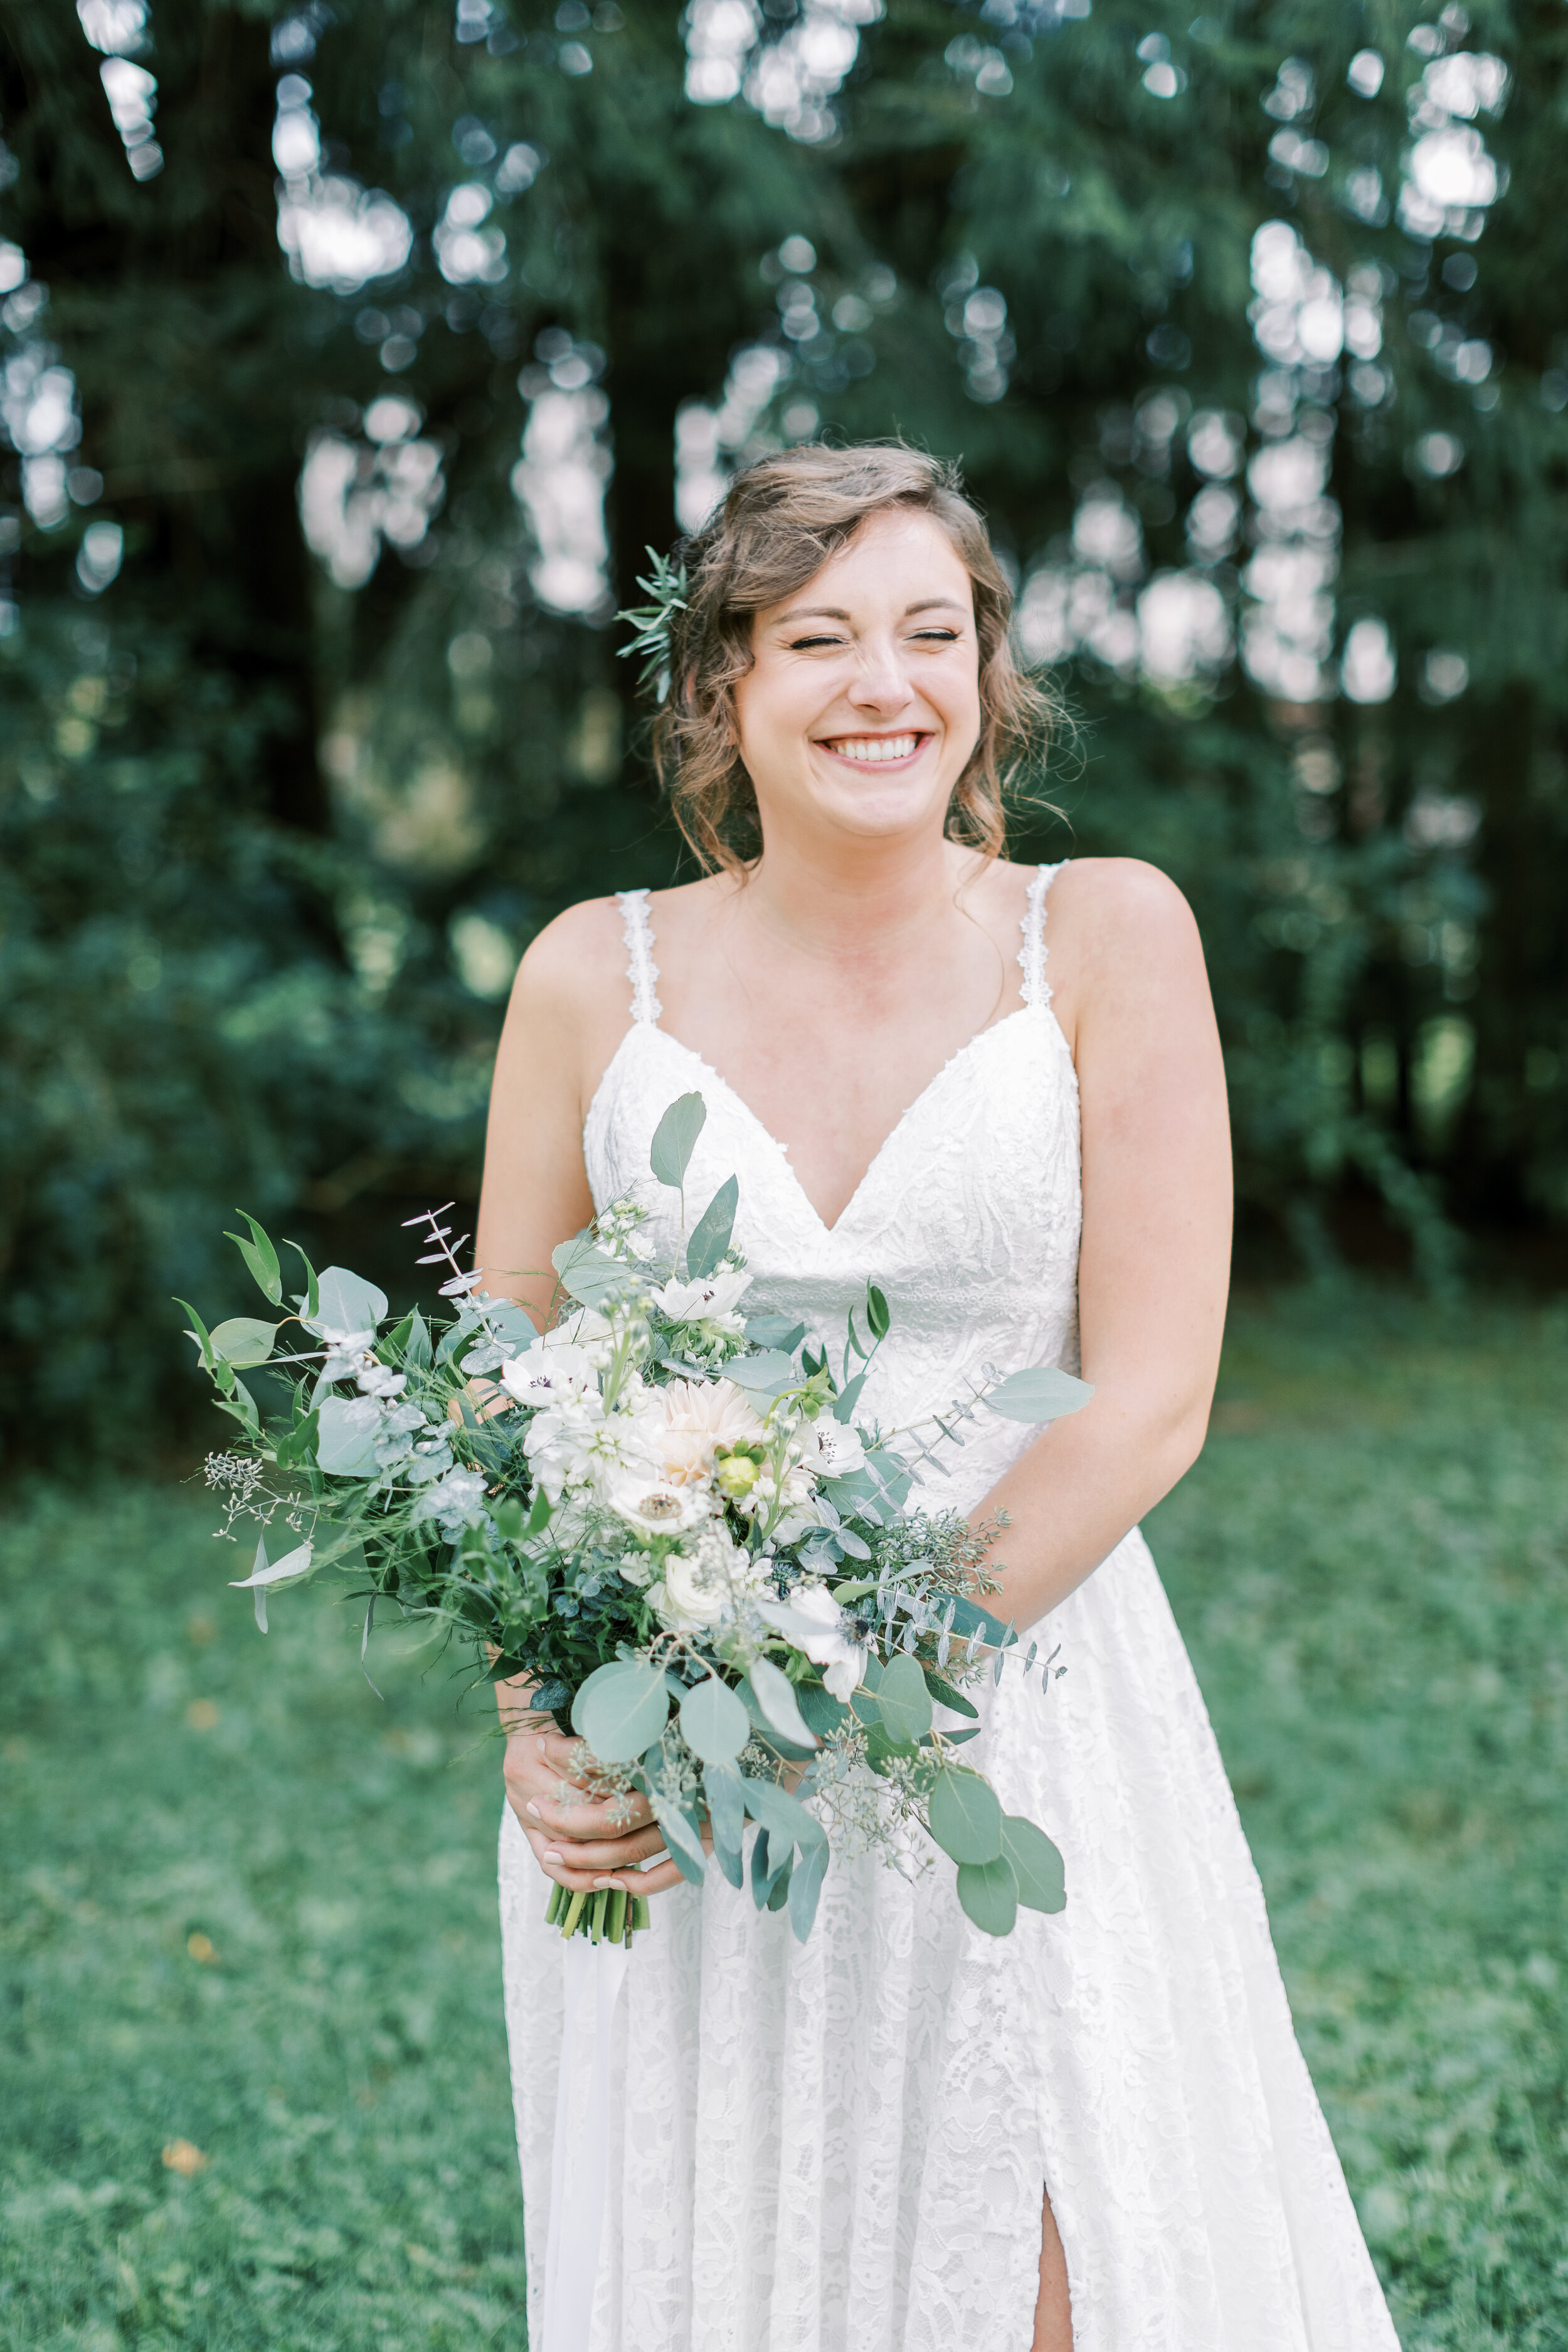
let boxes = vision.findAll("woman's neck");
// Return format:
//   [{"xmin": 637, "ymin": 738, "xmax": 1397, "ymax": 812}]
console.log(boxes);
[{"xmin": 733, "ymin": 829, "xmax": 978, "ymax": 965}]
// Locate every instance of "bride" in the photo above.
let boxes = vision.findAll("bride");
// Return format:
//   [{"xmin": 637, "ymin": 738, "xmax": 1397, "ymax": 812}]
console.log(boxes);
[{"xmin": 475, "ymin": 444, "xmax": 1399, "ymax": 2351}]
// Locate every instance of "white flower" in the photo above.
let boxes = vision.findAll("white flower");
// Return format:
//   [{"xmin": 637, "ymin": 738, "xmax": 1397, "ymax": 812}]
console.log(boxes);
[
  {"xmin": 522, "ymin": 1392, "xmax": 655, "ymax": 1503},
  {"xmin": 498, "ymin": 1339, "xmax": 599, "ymax": 1407},
  {"xmin": 803, "ymin": 1417, "xmax": 866, "ymax": 1480},
  {"xmin": 654, "ymin": 1524, "xmax": 756, "ymax": 1630},
  {"xmin": 607, "ymin": 1475, "xmax": 712, "ymax": 1539},
  {"xmin": 649, "ymin": 1269, "xmax": 753, "ymax": 1325},
  {"xmin": 766, "ymin": 1580, "xmax": 868, "ymax": 1700},
  {"xmin": 633, "ymin": 1377, "xmax": 765, "ymax": 1485}
]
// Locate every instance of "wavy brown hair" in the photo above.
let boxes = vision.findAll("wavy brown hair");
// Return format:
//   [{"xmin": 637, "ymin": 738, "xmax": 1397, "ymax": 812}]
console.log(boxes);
[{"xmin": 645, "ymin": 442, "xmax": 1057, "ymax": 874}]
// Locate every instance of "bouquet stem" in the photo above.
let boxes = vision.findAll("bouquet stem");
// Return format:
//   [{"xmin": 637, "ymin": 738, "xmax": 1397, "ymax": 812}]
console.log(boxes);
[{"xmin": 544, "ymin": 1879, "xmax": 649, "ymax": 1946}]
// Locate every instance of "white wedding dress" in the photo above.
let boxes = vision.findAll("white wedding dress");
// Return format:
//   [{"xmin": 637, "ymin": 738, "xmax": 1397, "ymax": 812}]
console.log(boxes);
[{"xmin": 498, "ymin": 867, "xmax": 1401, "ymax": 2352}]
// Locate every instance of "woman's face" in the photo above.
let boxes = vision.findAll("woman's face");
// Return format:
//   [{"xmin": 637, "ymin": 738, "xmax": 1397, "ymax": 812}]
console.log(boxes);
[{"xmin": 731, "ymin": 507, "xmax": 983, "ymax": 857}]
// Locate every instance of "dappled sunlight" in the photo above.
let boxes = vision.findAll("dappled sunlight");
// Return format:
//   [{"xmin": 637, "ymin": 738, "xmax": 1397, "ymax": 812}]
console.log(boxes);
[{"xmin": 299, "ymin": 397, "xmax": 443, "ymax": 589}]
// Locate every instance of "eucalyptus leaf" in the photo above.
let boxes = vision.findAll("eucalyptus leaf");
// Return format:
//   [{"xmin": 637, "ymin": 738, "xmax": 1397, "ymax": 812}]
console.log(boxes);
[
  {"xmin": 983, "ymin": 1366, "xmax": 1094, "ymax": 1423},
  {"xmin": 766, "ymin": 1852, "xmax": 793, "ymax": 1912},
  {"xmin": 922, "ymin": 1668, "xmax": 980, "ymax": 1720},
  {"xmin": 703, "ymin": 1761, "xmax": 746, "ymax": 1888},
  {"xmin": 551, "ymin": 1236, "xmax": 637, "ymax": 1308},
  {"xmin": 999, "ymin": 1815, "xmax": 1067, "ymax": 1914},
  {"xmin": 208, "ymin": 1316, "xmax": 279, "ymax": 1369},
  {"xmin": 749, "ymin": 1826, "xmax": 776, "ymax": 1910},
  {"xmin": 315, "ymin": 1395, "xmax": 383, "ymax": 1476},
  {"xmin": 286, "ymin": 1241, "xmax": 320, "ymax": 1323},
  {"xmin": 739, "ymin": 1774, "xmax": 826, "ymax": 1852},
  {"xmin": 788, "ymin": 1836, "xmax": 830, "ymax": 1942},
  {"xmin": 746, "ymin": 1656, "xmax": 819, "ymax": 1751},
  {"xmin": 728, "ymin": 1349, "xmax": 800, "ymax": 1397},
  {"xmin": 225, "ymin": 1211, "xmax": 283, "ymax": 1306},
  {"xmin": 926, "ymin": 1767, "xmax": 1004, "ymax": 1865},
  {"xmin": 309, "ymin": 1266, "xmax": 389, "ymax": 1338},
  {"xmin": 685, "ymin": 1175, "xmax": 738, "ymax": 1280},
  {"xmin": 744, "ymin": 1311, "xmax": 807, "ymax": 1352},
  {"xmin": 230, "ymin": 1538, "xmax": 312, "ymax": 1605},
  {"xmin": 947, "ymin": 1594, "xmax": 1017, "ymax": 1650},
  {"xmin": 831, "ymin": 1371, "xmax": 867, "ymax": 1424},
  {"xmin": 794, "ymin": 1680, "xmax": 850, "ymax": 1739},
  {"xmin": 405, "ymin": 1306, "xmax": 433, "ymax": 1368},
  {"xmin": 874, "ymin": 1653, "xmax": 934, "ymax": 1744},
  {"xmin": 649, "ymin": 1091, "xmax": 706, "ymax": 1189},
  {"xmin": 578, "ymin": 1661, "xmax": 672, "ymax": 1762},
  {"xmin": 650, "ymin": 1795, "xmax": 707, "ymax": 1885},
  {"xmin": 679, "ymin": 1675, "xmax": 751, "ymax": 1764},
  {"xmin": 956, "ymin": 1853, "xmax": 1019, "ymax": 1936}
]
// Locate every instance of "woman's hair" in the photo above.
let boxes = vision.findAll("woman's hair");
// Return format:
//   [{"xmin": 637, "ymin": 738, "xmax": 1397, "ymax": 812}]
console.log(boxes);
[{"xmin": 645, "ymin": 442, "xmax": 1057, "ymax": 874}]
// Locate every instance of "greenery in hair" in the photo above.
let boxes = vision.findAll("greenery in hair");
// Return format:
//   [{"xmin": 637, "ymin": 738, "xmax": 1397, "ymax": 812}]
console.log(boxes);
[{"xmin": 616, "ymin": 547, "xmax": 689, "ymax": 702}]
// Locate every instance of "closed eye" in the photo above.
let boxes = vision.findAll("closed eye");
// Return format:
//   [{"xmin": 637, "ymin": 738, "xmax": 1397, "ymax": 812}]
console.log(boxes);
[{"xmin": 787, "ymin": 633, "xmax": 849, "ymax": 651}]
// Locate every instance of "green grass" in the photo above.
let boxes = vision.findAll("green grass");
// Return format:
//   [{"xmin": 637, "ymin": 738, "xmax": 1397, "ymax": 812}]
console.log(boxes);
[{"xmin": 3, "ymin": 1288, "xmax": 1566, "ymax": 2349}]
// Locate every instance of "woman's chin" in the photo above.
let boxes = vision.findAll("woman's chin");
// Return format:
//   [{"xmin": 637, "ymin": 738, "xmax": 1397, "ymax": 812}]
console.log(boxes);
[{"xmin": 799, "ymin": 770, "xmax": 955, "ymax": 843}]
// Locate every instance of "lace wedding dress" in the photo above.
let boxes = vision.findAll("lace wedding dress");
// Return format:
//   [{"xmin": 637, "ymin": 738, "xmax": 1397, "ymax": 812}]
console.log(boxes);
[{"xmin": 499, "ymin": 867, "xmax": 1401, "ymax": 2352}]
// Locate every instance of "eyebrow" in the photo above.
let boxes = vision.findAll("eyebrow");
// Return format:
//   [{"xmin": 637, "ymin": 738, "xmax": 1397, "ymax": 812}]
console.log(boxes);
[{"xmin": 772, "ymin": 597, "xmax": 970, "ymax": 626}]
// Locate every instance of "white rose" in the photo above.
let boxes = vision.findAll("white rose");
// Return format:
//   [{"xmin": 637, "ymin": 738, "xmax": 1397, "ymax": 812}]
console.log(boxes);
[{"xmin": 654, "ymin": 1525, "xmax": 755, "ymax": 1631}]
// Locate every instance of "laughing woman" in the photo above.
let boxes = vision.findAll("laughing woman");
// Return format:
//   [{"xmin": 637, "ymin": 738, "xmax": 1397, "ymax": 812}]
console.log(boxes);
[{"xmin": 475, "ymin": 445, "xmax": 1400, "ymax": 2352}]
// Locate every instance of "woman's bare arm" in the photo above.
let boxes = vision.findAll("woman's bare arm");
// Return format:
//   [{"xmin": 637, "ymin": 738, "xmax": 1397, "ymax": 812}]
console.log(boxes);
[
  {"xmin": 473, "ymin": 896, "xmax": 627, "ymax": 1323},
  {"xmin": 476, "ymin": 896, "xmax": 687, "ymax": 1895},
  {"xmin": 977, "ymin": 859, "xmax": 1232, "ymax": 1627}
]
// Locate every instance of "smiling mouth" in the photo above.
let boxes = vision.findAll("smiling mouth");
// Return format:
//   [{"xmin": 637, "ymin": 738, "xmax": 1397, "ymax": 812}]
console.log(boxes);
[{"xmin": 818, "ymin": 732, "xmax": 928, "ymax": 765}]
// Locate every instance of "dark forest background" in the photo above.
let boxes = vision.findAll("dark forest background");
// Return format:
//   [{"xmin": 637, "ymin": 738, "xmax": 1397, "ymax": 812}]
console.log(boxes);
[{"xmin": 3, "ymin": 0, "xmax": 1566, "ymax": 1461}]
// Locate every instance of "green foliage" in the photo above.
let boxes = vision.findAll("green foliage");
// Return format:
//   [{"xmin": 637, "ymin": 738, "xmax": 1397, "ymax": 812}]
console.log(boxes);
[{"xmin": 3, "ymin": 0, "xmax": 1567, "ymax": 1458}]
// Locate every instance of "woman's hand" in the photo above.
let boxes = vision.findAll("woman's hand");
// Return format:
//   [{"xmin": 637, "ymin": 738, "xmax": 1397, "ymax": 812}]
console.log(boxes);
[{"xmin": 504, "ymin": 1724, "xmax": 689, "ymax": 1898}]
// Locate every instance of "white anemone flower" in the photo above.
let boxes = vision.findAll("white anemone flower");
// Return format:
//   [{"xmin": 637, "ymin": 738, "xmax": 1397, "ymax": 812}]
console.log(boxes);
[
  {"xmin": 802, "ymin": 1417, "xmax": 866, "ymax": 1480},
  {"xmin": 635, "ymin": 1377, "xmax": 765, "ymax": 1485},
  {"xmin": 607, "ymin": 1475, "xmax": 712, "ymax": 1540},
  {"xmin": 498, "ymin": 1339, "xmax": 599, "ymax": 1407},
  {"xmin": 772, "ymin": 1580, "xmax": 868, "ymax": 1700},
  {"xmin": 649, "ymin": 1269, "xmax": 753, "ymax": 1324}
]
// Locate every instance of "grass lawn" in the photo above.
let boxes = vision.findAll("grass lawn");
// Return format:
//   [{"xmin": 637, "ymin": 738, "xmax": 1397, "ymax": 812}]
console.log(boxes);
[{"xmin": 3, "ymin": 1287, "xmax": 1565, "ymax": 2350}]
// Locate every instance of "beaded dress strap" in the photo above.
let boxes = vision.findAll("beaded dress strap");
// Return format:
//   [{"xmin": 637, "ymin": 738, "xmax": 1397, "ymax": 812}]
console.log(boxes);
[
  {"xmin": 617, "ymin": 888, "xmax": 663, "ymax": 1025},
  {"xmin": 1017, "ymin": 862, "xmax": 1066, "ymax": 1009}
]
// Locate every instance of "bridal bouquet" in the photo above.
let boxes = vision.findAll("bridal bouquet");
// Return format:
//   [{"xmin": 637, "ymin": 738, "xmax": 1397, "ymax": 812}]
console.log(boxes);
[{"xmin": 186, "ymin": 1092, "xmax": 1089, "ymax": 1949}]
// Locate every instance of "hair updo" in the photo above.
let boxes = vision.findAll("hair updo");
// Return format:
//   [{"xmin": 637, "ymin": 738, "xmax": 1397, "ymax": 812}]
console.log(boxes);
[{"xmin": 645, "ymin": 442, "xmax": 1057, "ymax": 874}]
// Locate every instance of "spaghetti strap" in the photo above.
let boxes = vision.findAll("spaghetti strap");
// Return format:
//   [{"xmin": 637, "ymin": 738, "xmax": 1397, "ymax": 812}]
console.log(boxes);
[
  {"xmin": 1017, "ymin": 861, "xmax": 1066, "ymax": 1009},
  {"xmin": 615, "ymin": 889, "xmax": 662, "ymax": 1026}
]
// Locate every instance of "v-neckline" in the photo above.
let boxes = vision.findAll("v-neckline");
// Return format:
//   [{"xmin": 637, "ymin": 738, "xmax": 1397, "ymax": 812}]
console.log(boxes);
[{"xmin": 607, "ymin": 1008, "xmax": 1039, "ymax": 1238}]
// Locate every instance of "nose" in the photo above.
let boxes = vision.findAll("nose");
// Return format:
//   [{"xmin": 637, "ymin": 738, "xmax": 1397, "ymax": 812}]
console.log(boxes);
[{"xmin": 845, "ymin": 632, "xmax": 915, "ymax": 715}]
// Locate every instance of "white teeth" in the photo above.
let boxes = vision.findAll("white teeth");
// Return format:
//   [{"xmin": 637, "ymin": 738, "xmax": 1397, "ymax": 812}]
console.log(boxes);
[{"xmin": 826, "ymin": 734, "xmax": 919, "ymax": 763}]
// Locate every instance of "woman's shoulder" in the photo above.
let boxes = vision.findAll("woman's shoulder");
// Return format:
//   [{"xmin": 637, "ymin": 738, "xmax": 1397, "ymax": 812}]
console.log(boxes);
[
  {"xmin": 509, "ymin": 874, "xmax": 732, "ymax": 1032},
  {"xmin": 1047, "ymin": 854, "xmax": 1195, "ymax": 937}
]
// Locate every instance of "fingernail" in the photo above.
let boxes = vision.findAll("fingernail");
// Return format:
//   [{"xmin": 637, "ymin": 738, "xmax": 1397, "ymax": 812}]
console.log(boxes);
[
  {"xmin": 543, "ymin": 1849, "xmax": 563, "ymax": 1864},
  {"xmin": 593, "ymin": 1877, "xmax": 624, "ymax": 1891},
  {"xmin": 525, "ymin": 1801, "xmax": 542, "ymax": 1819}
]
